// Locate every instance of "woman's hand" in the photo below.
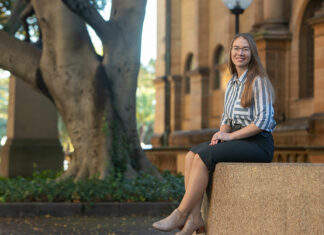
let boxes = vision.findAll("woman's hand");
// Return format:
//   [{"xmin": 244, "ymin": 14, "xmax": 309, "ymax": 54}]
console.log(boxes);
[
  {"xmin": 209, "ymin": 131, "xmax": 233, "ymax": 145},
  {"xmin": 209, "ymin": 124, "xmax": 263, "ymax": 146}
]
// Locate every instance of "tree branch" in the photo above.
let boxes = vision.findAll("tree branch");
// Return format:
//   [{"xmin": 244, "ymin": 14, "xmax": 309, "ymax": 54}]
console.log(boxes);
[
  {"xmin": 104, "ymin": 0, "xmax": 147, "ymax": 83},
  {"xmin": 20, "ymin": 2, "xmax": 35, "ymax": 42},
  {"xmin": 4, "ymin": 0, "xmax": 28, "ymax": 34},
  {"xmin": 61, "ymin": 0, "xmax": 107, "ymax": 38},
  {"xmin": 0, "ymin": 30, "xmax": 41, "ymax": 90},
  {"xmin": 110, "ymin": 0, "xmax": 147, "ymax": 35},
  {"xmin": 105, "ymin": 0, "xmax": 147, "ymax": 58}
]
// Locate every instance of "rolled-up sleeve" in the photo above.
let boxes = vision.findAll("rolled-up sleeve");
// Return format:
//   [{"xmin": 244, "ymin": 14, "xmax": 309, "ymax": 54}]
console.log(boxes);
[
  {"xmin": 220, "ymin": 83, "xmax": 231, "ymax": 126},
  {"xmin": 253, "ymin": 77, "xmax": 274, "ymax": 131},
  {"xmin": 220, "ymin": 112, "xmax": 231, "ymax": 126}
]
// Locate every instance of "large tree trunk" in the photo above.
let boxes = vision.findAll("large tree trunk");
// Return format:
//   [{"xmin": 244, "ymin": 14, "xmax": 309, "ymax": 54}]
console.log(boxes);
[{"xmin": 0, "ymin": 0, "xmax": 160, "ymax": 180}]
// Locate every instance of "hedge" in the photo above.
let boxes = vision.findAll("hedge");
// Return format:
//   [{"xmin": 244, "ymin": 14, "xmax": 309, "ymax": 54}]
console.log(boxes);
[{"xmin": 0, "ymin": 170, "xmax": 185, "ymax": 203}]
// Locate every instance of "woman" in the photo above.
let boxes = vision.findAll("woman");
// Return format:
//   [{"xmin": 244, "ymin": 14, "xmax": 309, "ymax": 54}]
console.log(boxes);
[{"xmin": 152, "ymin": 33, "xmax": 276, "ymax": 235}]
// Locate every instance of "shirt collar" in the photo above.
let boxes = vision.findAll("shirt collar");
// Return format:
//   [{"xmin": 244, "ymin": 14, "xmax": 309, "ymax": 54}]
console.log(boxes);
[{"xmin": 230, "ymin": 69, "xmax": 248, "ymax": 85}]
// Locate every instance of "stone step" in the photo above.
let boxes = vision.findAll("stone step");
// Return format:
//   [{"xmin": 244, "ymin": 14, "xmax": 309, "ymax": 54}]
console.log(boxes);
[{"xmin": 202, "ymin": 163, "xmax": 324, "ymax": 235}]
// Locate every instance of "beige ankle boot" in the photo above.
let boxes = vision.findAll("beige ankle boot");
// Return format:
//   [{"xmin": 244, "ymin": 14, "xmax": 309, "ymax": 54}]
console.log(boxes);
[
  {"xmin": 152, "ymin": 209, "xmax": 187, "ymax": 232},
  {"xmin": 175, "ymin": 213, "xmax": 205, "ymax": 235}
]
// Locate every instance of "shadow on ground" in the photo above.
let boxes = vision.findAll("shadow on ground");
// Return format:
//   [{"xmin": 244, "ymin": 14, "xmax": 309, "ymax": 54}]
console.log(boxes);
[{"xmin": 0, "ymin": 215, "xmax": 174, "ymax": 235}]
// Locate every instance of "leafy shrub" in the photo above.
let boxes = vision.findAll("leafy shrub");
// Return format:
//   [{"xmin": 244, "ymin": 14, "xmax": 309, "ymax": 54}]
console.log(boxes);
[{"xmin": 0, "ymin": 170, "xmax": 184, "ymax": 203}]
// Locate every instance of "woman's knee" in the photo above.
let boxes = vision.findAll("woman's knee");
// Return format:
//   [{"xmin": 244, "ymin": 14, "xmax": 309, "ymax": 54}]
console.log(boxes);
[
  {"xmin": 185, "ymin": 151, "xmax": 195, "ymax": 162},
  {"xmin": 192, "ymin": 154, "xmax": 205, "ymax": 168}
]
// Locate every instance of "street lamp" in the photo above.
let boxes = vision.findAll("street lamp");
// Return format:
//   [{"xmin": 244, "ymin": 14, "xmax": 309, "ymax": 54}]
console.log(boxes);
[{"xmin": 222, "ymin": 0, "xmax": 253, "ymax": 34}]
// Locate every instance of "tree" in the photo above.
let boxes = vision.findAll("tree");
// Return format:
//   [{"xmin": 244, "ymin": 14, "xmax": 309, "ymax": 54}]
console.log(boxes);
[{"xmin": 0, "ymin": 0, "xmax": 160, "ymax": 180}]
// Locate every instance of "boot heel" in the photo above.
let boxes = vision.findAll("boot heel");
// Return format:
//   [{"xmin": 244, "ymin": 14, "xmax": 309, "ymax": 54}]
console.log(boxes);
[{"xmin": 196, "ymin": 225, "xmax": 206, "ymax": 234}]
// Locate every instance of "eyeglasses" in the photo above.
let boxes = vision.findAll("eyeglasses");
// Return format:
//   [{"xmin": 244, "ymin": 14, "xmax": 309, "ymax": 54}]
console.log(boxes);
[{"xmin": 231, "ymin": 46, "xmax": 250, "ymax": 53}]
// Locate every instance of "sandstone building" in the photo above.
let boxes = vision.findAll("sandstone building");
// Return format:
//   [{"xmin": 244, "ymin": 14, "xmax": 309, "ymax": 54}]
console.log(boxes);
[{"xmin": 149, "ymin": 0, "xmax": 324, "ymax": 171}]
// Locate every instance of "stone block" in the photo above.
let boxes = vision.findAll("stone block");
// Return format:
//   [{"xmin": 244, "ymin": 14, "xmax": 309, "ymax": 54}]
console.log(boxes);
[
  {"xmin": 0, "ymin": 77, "xmax": 63, "ymax": 177},
  {"xmin": 0, "ymin": 203, "xmax": 82, "ymax": 217},
  {"xmin": 83, "ymin": 202, "xmax": 177, "ymax": 216},
  {"xmin": 0, "ymin": 139, "xmax": 63, "ymax": 177},
  {"xmin": 168, "ymin": 128, "xmax": 217, "ymax": 147},
  {"xmin": 203, "ymin": 163, "xmax": 324, "ymax": 235},
  {"xmin": 0, "ymin": 202, "xmax": 177, "ymax": 217},
  {"xmin": 145, "ymin": 147, "xmax": 188, "ymax": 173},
  {"xmin": 176, "ymin": 152, "xmax": 186, "ymax": 175}
]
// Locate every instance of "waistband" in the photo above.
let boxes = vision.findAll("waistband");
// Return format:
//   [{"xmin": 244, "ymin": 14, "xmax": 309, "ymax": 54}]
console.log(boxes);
[
  {"xmin": 231, "ymin": 123, "xmax": 270, "ymax": 134},
  {"xmin": 231, "ymin": 124, "xmax": 244, "ymax": 132}
]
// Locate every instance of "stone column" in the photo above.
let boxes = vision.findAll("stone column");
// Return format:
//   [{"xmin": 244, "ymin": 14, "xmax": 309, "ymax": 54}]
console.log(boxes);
[
  {"xmin": 262, "ymin": 0, "xmax": 290, "ymax": 32},
  {"xmin": 308, "ymin": 4, "xmax": 324, "ymax": 151},
  {"xmin": 309, "ymin": 4, "xmax": 324, "ymax": 114},
  {"xmin": 189, "ymin": 67, "xmax": 209, "ymax": 130},
  {"xmin": 251, "ymin": 0, "xmax": 264, "ymax": 32},
  {"xmin": 0, "ymin": 77, "xmax": 63, "ymax": 177},
  {"xmin": 253, "ymin": 0, "xmax": 291, "ymax": 123},
  {"xmin": 169, "ymin": 75, "xmax": 182, "ymax": 132},
  {"xmin": 151, "ymin": 77, "xmax": 167, "ymax": 147},
  {"xmin": 254, "ymin": 37, "xmax": 291, "ymax": 123}
]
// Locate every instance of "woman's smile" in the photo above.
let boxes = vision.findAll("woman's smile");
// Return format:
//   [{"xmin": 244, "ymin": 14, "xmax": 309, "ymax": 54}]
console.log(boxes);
[
  {"xmin": 231, "ymin": 37, "xmax": 251, "ymax": 70},
  {"xmin": 234, "ymin": 57, "xmax": 246, "ymax": 63}
]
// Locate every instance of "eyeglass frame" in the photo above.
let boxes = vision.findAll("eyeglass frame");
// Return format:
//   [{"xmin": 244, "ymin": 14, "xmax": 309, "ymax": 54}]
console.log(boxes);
[{"xmin": 231, "ymin": 46, "xmax": 251, "ymax": 53}]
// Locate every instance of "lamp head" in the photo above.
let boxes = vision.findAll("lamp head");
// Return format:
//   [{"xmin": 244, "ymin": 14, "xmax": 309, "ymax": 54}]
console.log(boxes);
[{"xmin": 222, "ymin": 0, "xmax": 253, "ymax": 14}]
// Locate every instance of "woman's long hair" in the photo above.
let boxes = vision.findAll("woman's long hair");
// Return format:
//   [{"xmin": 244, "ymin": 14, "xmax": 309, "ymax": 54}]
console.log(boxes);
[{"xmin": 228, "ymin": 33, "xmax": 275, "ymax": 107}]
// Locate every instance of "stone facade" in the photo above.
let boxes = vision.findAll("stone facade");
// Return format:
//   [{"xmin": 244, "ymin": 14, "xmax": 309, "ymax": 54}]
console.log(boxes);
[{"xmin": 150, "ymin": 0, "xmax": 324, "ymax": 165}]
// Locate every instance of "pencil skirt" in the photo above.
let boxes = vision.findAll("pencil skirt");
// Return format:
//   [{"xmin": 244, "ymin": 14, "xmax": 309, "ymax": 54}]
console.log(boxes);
[{"xmin": 190, "ymin": 132, "xmax": 274, "ymax": 172}]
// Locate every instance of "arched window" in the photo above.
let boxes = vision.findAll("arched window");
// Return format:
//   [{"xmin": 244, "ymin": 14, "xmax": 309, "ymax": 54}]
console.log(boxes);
[
  {"xmin": 184, "ymin": 53, "xmax": 193, "ymax": 94},
  {"xmin": 213, "ymin": 46, "xmax": 226, "ymax": 90},
  {"xmin": 299, "ymin": 0, "xmax": 322, "ymax": 98}
]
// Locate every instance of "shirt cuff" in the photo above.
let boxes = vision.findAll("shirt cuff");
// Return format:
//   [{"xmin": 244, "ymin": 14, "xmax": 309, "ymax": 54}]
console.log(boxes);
[
  {"xmin": 221, "ymin": 118, "xmax": 231, "ymax": 126},
  {"xmin": 253, "ymin": 119, "xmax": 269, "ymax": 131}
]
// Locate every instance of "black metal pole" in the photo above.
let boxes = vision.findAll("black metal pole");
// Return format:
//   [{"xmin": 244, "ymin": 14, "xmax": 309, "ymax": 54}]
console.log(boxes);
[
  {"xmin": 230, "ymin": 4, "xmax": 244, "ymax": 35},
  {"xmin": 163, "ymin": 0, "xmax": 171, "ymax": 147},
  {"xmin": 235, "ymin": 13, "xmax": 239, "ymax": 34}
]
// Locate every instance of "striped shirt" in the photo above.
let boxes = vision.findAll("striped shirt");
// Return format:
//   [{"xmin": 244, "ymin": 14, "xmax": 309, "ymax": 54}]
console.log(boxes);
[{"xmin": 220, "ymin": 70, "xmax": 276, "ymax": 133}]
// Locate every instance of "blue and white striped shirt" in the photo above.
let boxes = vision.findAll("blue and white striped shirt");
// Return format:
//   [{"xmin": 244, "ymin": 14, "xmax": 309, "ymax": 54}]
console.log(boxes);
[{"xmin": 220, "ymin": 70, "xmax": 276, "ymax": 133}]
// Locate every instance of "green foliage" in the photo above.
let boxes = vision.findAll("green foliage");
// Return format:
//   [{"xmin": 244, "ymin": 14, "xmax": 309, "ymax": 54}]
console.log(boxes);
[
  {"xmin": 0, "ymin": 170, "xmax": 184, "ymax": 203},
  {"xmin": 0, "ymin": 70, "xmax": 8, "ymax": 139},
  {"xmin": 0, "ymin": 0, "xmax": 12, "ymax": 26},
  {"xmin": 0, "ymin": 0, "xmax": 39, "ymax": 41},
  {"xmin": 136, "ymin": 60, "xmax": 156, "ymax": 145}
]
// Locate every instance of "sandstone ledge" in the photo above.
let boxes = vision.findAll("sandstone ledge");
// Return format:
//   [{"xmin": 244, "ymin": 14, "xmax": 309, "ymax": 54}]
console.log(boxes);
[{"xmin": 203, "ymin": 163, "xmax": 324, "ymax": 235}]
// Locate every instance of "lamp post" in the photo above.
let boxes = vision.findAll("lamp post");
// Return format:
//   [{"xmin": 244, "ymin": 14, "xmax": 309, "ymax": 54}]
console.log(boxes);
[{"xmin": 222, "ymin": 0, "xmax": 253, "ymax": 34}]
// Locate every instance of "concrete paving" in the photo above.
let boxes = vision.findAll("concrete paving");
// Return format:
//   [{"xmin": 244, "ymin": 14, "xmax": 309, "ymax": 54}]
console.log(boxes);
[{"xmin": 0, "ymin": 215, "xmax": 175, "ymax": 235}]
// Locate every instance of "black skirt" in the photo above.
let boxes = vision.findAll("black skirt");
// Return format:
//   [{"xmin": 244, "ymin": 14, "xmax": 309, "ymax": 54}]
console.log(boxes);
[{"xmin": 190, "ymin": 132, "xmax": 274, "ymax": 172}]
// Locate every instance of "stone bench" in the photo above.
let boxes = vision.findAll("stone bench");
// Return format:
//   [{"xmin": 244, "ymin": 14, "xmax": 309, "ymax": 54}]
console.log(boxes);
[{"xmin": 202, "ymin": 163, "xmax": 324, "ymax": 235}]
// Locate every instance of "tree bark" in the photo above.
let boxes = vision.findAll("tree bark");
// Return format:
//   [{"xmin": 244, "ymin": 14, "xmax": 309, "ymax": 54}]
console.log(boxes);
[
  {"xmin": 0, "ymin": 30, "xmax": 41, "ymax": 90},
  {"xmin": 1, "ymin": 0, "xmax": 161, "ymax": 179}
]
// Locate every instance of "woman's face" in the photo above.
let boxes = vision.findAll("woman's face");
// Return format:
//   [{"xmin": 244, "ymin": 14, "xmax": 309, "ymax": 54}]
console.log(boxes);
[{"xmin": 231, "ymin": 37, "xmax": 251, "ymax": 71}]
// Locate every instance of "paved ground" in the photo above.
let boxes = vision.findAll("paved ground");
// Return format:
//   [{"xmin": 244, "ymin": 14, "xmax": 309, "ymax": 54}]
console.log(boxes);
[{"xmin": 0, "ymin": 215, "xmax": 175, "ymax": 235}]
